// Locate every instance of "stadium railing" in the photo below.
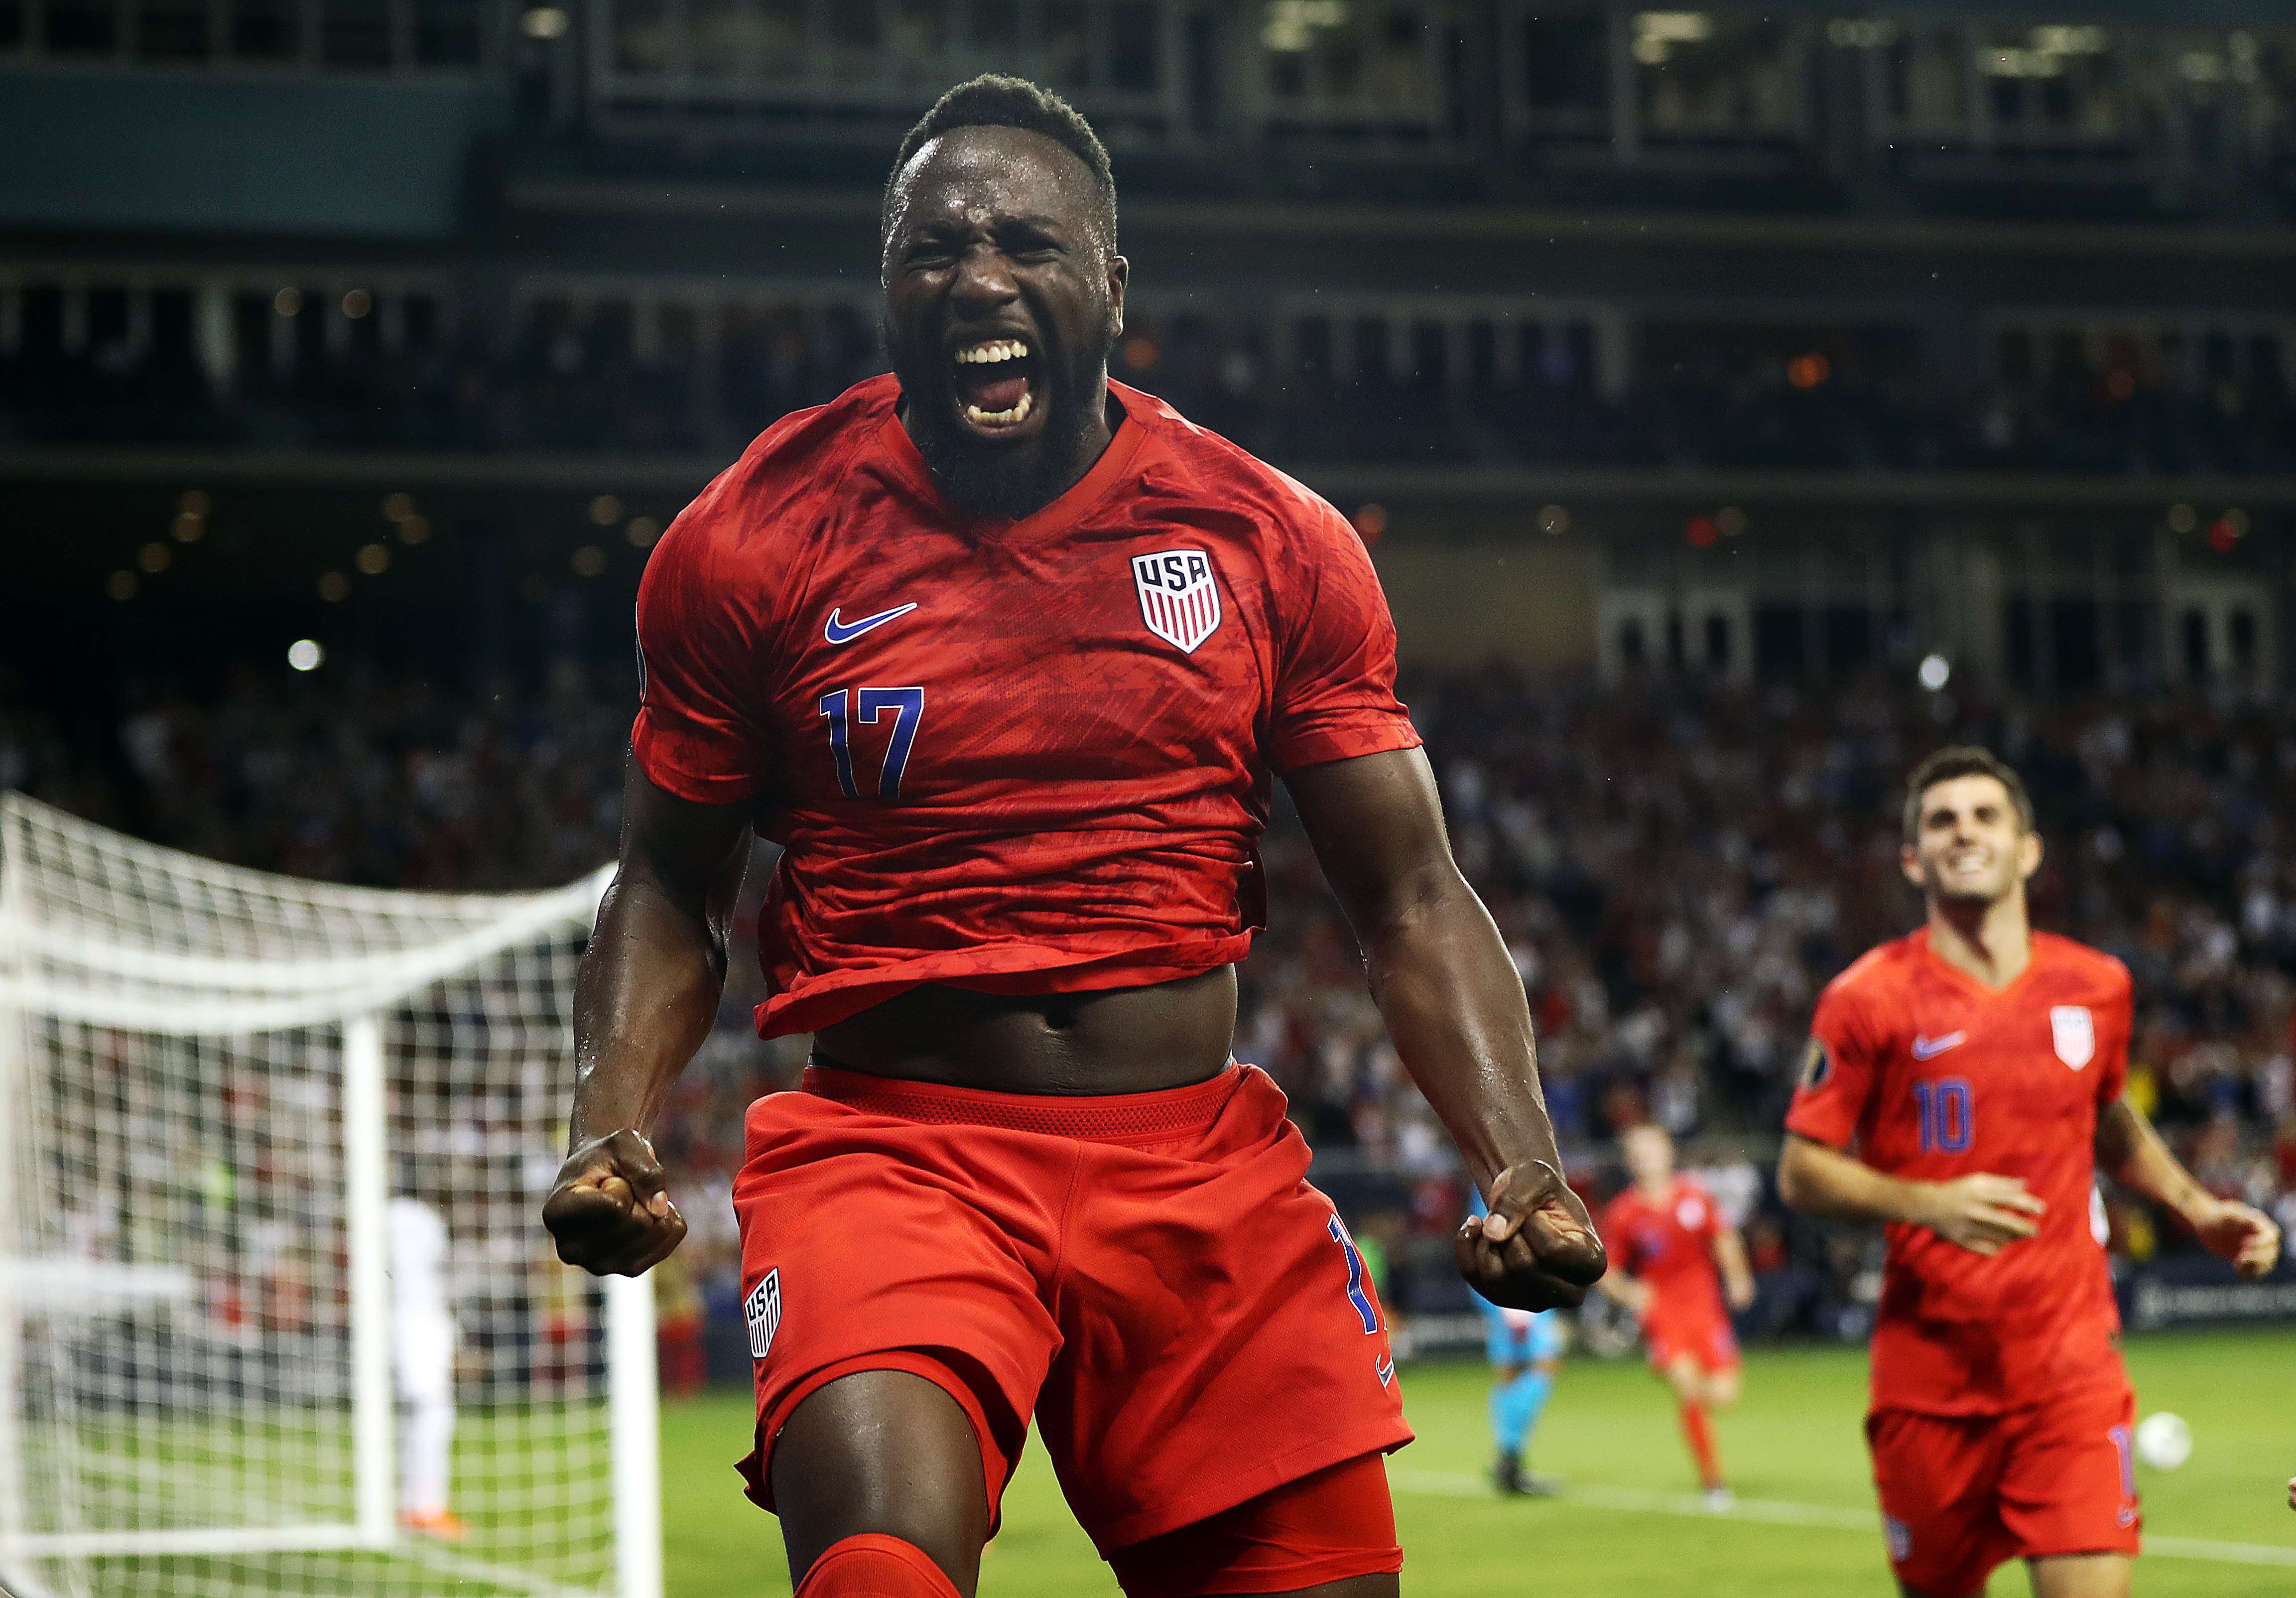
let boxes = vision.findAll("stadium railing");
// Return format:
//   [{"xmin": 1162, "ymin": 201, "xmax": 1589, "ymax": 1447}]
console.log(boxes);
[{"xmin": 0, "ymin": 0, "xmax": 499, "ymax": 71}]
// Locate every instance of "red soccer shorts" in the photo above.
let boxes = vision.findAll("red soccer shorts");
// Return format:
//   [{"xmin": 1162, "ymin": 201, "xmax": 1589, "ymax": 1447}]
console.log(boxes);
[
  {"xmin": 1868, "ymin": 1378, "xmax": 2140, "ymax": 1597},
  {"xmin": 1644, "ymin": 1305, "xmax": 1739, "ymax": 1376},
  {"xmin": 1109, "ymin": 1452, "xmax": 1402, "ymax": 1598},
  {"xmin": 730, "ymin": 1062, "xmax": 1413, "ymax": 1572}
]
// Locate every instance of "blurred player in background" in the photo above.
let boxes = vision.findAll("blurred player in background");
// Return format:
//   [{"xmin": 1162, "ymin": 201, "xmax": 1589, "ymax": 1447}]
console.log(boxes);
[
  {"xmin": 387, "ymin": 1191, "xmax": 463, "ymax": 1541},
  {"xmin": 1469, "ymin": 1197, "xmax": 1564, "ymax": 1496},
  {"xmin": 542, "ymin": 73, "xmax": 1604, "ymax": 1598},
  {"xmin": 1781, "ymin": 746, "xmax": 2282, "ymax": 1598},
  {"xmin": 1597, "ymin": 1124, "xmax": 1755, "ymax": 1508}
]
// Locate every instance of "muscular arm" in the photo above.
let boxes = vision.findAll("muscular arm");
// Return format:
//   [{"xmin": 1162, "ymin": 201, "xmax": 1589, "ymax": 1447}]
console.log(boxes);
[
  {"xmin": 2096, "ymin": 1094, "xmax": 2281, "ymax": 1278},
  {"xmin": 543, "ymin": 758, "xmax": 754, "ymax": 1276},
  {"xmin": 1287, "ymin": 747, "xmax": 1605, "ymax": 1309},
  {"xmin": 1777, "ymin": 1133, "xmax": 2045, "ymax": 1257}
]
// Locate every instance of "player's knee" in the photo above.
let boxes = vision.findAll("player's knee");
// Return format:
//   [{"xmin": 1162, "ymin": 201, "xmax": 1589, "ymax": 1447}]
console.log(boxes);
[
  {"xmin": 773, "ymin": 1371, "xmax": 991, "ymax": 1594},
  {"xmin": 794, "ymin": 1533, "xmax": 965, "ymax": 1598},
  {"xmin": 2027, "ymin": 1552, "xmax": 2132, "ymax": 1598}
]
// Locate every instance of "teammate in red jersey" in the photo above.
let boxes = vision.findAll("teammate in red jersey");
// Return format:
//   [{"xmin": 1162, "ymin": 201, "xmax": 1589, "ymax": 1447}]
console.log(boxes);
[
  {"xmin": 538, "ymin": 75, "xmax": 1605, "ymax": 1598},
  {"xmin": 1780, "ymin": 746, "xmax": 2282, "ymax": 1598},
  {"xmin": 1597, "ymin": 1124, "xmax": 1755, "ymax": 1507}
]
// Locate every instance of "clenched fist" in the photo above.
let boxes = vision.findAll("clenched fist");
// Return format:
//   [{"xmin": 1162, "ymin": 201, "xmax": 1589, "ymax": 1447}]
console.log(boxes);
[
  {"xmin": 542, "ymin": 1128, "xmax": 687, "ymax": 1277},
  {"xmin": 1455, "ymin": 1159, "xmax": 1608, "ymax": 1311},
  {"xmin": 2189, "ymin": 1196, "xmax": 2281, "ymax": 1280}
]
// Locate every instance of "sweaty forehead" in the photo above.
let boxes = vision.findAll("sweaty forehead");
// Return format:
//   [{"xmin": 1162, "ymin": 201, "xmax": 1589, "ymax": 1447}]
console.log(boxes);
[{"xmin": 886, "ymin": 125, "xmax": 1107, "ymax": 246}]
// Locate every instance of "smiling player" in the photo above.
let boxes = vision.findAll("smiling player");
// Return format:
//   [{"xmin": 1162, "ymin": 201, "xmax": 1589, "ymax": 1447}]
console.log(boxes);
[
  {"xmin": 1780, "ymin": 746, "xmax": 2281, "ymax": 1598},
  {"xmin": 540, "ymin": 75, "xmax": 1604, "ymax": 1598}
]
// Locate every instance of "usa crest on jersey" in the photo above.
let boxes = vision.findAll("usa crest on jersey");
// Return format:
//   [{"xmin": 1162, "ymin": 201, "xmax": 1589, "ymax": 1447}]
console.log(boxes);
[
  {"xmin": 2051, "ymin": 1005, "xmax": 2095, "ymax": 1069},
  {"xmin": 1132, "ymin": 548, "xmax": 1222, "ymax": 653}
]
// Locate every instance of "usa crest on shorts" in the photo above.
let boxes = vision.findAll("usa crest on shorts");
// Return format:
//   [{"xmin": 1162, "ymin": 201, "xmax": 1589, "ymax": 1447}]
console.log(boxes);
[
  {"xmin": 745, "ymin": 1267, "xmax": 782, "ymax": 1359},
  {"xmin": 2050, "ymin": 1005, "xmax": 2095, "ymax": 1070},
  {"xmin": 1884, "ymin": 1515, "xmax": 1913, "ymax": 1563},
  {"xmin": 1132, "ymin": 549, "xmax": 1222, "ymax": 653}
]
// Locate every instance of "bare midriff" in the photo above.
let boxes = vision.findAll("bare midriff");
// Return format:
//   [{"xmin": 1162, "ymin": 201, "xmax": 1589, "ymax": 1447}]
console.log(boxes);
[{"xmin": 810, "ymin": 964, "xmax": 1239, "ymax": 1095}]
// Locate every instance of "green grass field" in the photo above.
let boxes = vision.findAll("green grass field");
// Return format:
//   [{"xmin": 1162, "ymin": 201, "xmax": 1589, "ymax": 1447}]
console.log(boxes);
[{"xmin": 661, "ymin": 1328, "xmax": 2296, "ymax": 1598}]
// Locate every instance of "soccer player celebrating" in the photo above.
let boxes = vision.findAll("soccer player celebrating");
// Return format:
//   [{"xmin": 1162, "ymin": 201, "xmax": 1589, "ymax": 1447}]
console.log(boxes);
[
  {"xmin": 1596, "ymin": 1123, "xmax": 1755, "ymax": 1508},
  {"xmin": 1780, "ymin": 746, "xmax": 2283, "ymax": 1598},
  {"xmin": 540, "ymin": 75, "xmax": 1604, "ymax": 1598}
]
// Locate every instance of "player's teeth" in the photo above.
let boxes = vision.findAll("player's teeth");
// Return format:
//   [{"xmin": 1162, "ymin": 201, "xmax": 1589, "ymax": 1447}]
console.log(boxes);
[
  {"xmin": 956, "ymin": 340, "xmax": 1029, "ymax": 364},
  {"xmin": 962, "ymin": 390, "xmax": 1034, "ymax": 425}
]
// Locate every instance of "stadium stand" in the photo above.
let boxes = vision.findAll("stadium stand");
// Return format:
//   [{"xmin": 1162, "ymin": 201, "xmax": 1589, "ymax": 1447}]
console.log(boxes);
[{"xmin": 6, "ymin": 282, "xmax": 2292, "ymax": 474}]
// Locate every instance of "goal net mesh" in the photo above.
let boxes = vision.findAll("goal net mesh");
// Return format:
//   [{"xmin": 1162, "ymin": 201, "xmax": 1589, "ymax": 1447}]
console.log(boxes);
[{"xmin": 0, "ymin": 793, "xmax": 645, "ymax": 1598}]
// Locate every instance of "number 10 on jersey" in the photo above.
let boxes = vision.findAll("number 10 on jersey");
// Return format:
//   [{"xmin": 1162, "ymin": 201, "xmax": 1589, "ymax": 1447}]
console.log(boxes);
[
  {"xmin": 1913, "ymin": 1077, "xmax": 1973, "ymax": 1154},
  {"xmin": 820, "ymin": 687, "xmax": 925, "ymax": 799}
]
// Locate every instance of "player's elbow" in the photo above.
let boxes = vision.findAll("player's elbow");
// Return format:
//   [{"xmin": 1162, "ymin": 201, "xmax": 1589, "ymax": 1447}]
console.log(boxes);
[
  {"xmin": 1775, "ymin": 1143, "xmax": 1820, "ymax": 1214},
  {"xmin": 1352, "ymin": 856, "xmax": 1474, "ymax": 947}
]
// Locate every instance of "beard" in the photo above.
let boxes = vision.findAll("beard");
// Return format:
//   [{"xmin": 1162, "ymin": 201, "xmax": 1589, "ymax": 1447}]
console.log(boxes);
[{"xmin": 887, "ymin": 310, "xmax": 1118, "ymax": 521}]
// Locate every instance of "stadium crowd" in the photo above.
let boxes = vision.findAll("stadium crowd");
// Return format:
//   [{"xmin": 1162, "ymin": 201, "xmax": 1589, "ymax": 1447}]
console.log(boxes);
[
  {"xmin": 10, "ymin": 657, "xmax": 2296, "ymax": 1360},
  {"xmin": 6, "ymin": 300, "xmax": 2293, "ymax": 478}
]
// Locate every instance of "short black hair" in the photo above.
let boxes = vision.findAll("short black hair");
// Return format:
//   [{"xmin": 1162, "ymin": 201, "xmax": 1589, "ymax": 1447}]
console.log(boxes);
[
  {"xmin": 884, "ymin": 74, "xmax": 1117, "ymax": 251},
  {"xmin": 1902, "ymin": 745, "xmax": 2035, "ymax": 845}
]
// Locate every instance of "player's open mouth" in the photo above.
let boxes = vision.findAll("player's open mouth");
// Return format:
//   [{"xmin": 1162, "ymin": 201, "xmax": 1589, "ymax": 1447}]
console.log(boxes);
[{"xmin": 952, "ymin": 338, "xmax": 1038, "ymax": 436}]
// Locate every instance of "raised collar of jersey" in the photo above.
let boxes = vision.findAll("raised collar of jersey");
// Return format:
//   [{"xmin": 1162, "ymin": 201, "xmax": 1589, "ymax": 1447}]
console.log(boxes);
[
  {"xmin": 1915, "ymin": 925, "xmax": 2044, "ymax": 1004},
  {"xmin": 877, "ymin": 401, "xmax": 1148, "ymax": 540}
]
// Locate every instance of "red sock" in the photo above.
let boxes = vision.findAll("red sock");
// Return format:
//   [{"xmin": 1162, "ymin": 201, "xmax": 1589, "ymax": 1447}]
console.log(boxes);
[
  {"xmin": 795, "ymin": 1533, "xmax": 964, "ymax": 1598},
  {"xmin": 1678, "ymin": 1400, "xmax": 1724, "ymax": 1489}
]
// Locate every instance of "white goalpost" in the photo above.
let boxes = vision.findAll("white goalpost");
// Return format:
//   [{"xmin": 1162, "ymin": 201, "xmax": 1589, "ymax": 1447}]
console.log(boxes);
[{"xmin": 0, "ymin": 793, "xmax": 660, "ymax": 1598}]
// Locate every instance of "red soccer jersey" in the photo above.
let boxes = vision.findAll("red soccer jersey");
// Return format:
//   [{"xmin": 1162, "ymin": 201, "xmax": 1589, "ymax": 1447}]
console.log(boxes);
[
  {"xmin": 631, "ymin": 375, "xmax": 1421, "ymax": 1038},
  {"xmin": 1600, "ymin": 1177, "xmax": 1729, "ymax": 1326},
  {"xmin": 1787, "ymin": 929, "xmax": 2133, "ymax": 1414}
]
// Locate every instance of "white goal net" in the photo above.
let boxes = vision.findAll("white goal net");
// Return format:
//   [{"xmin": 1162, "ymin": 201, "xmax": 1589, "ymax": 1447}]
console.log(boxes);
[{"xmin": 0, "ymin": 793, "xmax": 659, "ymax": 1598}]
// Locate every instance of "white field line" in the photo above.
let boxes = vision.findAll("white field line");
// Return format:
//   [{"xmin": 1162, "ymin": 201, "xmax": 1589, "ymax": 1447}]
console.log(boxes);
[
  {"xmin": 395, "ymin": 1539, "xmax": 612, "ymax": 1598},
  {"xmin": 1388, "ymin": 1469, "xmax": 2296, "ymax": 1568}
]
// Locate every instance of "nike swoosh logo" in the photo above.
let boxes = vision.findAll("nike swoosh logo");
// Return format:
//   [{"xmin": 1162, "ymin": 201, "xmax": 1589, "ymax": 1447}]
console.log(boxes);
[
  {"xmin": 823, "ymin": 603, "xmax": 917, "ymax": 644},
  {"xmin": 1911, "ymin": 1031, "xmax": 1968, "ymax": 1060}
]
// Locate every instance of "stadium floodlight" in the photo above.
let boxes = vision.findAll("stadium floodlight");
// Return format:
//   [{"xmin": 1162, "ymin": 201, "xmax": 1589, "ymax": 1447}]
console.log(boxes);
[{"xmin": 0, "ymin": 794, "xmax": 658, "ymax": 1598}]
